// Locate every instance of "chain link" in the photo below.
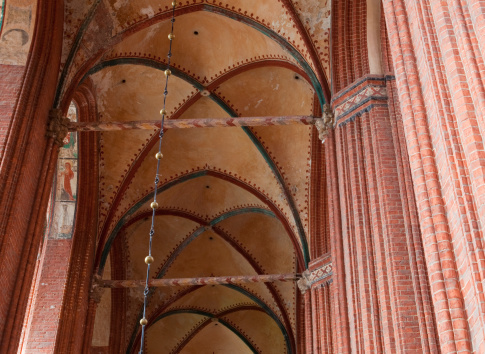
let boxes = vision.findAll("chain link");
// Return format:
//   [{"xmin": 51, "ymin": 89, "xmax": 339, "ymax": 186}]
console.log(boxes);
[{"xmin": 139, "ymin": 2, "xmax": 177, "ymax": 353}]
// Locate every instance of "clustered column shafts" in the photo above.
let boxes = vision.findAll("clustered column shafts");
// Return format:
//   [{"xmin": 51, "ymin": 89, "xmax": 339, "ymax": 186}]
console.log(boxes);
[{"xmin": 138, "ymin": 2, "xmax": 177, "ymax": 353}]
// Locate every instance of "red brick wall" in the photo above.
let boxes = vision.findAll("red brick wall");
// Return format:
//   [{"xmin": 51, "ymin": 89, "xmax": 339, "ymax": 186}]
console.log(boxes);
[
  {"xmin": 0, "ymin": 2, "xmax": 64, "ymax": 350},
  {"xmin": 322, "ymin": 70, "xmax": 438, "ymax": 352},
  {"xmin": 0, "ymin": 64, "xmax": 24, "ymax": 158},
  {"xmin": 383, "ymin": 0, "xmax": 485, "ymax": 351},
  {"xmin": 304, "ymin": 291, "xmax": 312, "ymax": 353},
  {"xmin": 302, "ymin": 256, "xmax": 334, "ymax": 353},
  {"xmin": 331, "ymin": 0, "xmax": 369, "ymax": 94},
  {"xmin": 23, "ymin": 239, "xmax": 72, "ymax": 353},
  {"xmin": 317, "ymin": 282, "xmax": 333, "ymax": 353},
  {"xmin": 326, "ymin": 130, "xmax": 351, "ymax": 353},
  {"xmin": 310, "ymin": 125, "xmax": 329, "ymax": 259},
  {"xmin": 385, "ymin": 77, "xmax": 439, "ymax": 351},
  {"xmin": 18, "ymin": 239, "xmax": 45, "ymax": 353},
  {"xmin": 297, "ymin": 295, "xmax": 304, "ymax": 354}
]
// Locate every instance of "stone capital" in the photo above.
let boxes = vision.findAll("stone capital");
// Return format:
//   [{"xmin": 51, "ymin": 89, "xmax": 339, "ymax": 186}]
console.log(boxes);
[
  {"xmin": 90, "ymin": 274, "xmax": 105, "ymax": 304},
  {"xmin": 46, "ymin": 108, "xmax": 70, "ymax": 146},
  {"xmin": 315, "ymin": 103, "xmax": 335, "ymax": 143},
  {"xmin": 297, "ymin": 270, "xmax": 312, "ymax": 293}
]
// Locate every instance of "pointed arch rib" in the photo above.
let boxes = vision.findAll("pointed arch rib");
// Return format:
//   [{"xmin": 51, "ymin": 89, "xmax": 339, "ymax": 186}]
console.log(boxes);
[
  {"xmin": 104, "ymin": 207, "xmax": 297, "ymax": 351},
  {"xmin": 58, "ymin": 4, "xmax": 328, "ymax": 110},
  {"xmin": 85, "ymin": 58, "xmax": 310, "ymax": 267}
]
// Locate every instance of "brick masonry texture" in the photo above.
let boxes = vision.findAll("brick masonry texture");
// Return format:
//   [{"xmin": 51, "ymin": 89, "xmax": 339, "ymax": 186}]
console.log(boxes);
[
  {"xmin": 0, "ymin": 2, "xmax": 64, "ymax": 352},
  {"xmin": 334, "ymin": 105, "xmax": 437, "ymax": 353},
  {"xmin": 24, "ymin": 239, "xmax": 72, "ymax": 353},
  {"xmin": 0, "ymin": 64, "xmax": 24, "ymax": 157},
  {"xmin": 383, "ymin": 0, "xmax": 485, "ymax": 352}
]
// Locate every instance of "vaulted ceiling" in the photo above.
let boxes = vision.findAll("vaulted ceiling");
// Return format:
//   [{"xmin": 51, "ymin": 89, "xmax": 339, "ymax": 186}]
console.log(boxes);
[{"xmin": 59, "ymin": 0, "xmax": 332, "ymax": 352}]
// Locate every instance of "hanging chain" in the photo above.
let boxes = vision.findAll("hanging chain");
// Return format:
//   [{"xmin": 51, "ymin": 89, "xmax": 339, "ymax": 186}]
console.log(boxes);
[{"xmin": 138, "ymin": 2, "xmax": 177, "ymax": 353}]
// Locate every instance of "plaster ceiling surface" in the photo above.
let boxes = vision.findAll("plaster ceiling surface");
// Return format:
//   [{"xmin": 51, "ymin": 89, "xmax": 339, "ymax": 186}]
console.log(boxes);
[
  {"xmin": 176, "ymin": 321, "xmax": 255, "ymax": 354},
  {"xmin": 166, "ymin": 286, "xmax": 259, "ymax": 313},
  {"xmin": 100, "ymin": 127, "xmax": 299, "ymax": 241},
  {"xmin": 146, "ymin": 313, "xmax": 208, "ymax": 353},
  {"xmin": 222, "ymin": 309, "xmax": 288, "ymax": 353},
  {"xmin": 106, "ymin": 11, "xmax": 300, "ymax": 84},
  {"xmin": 292, "ymin": 0, "xmax": 332, "ymax": 77},
  {"xmin": 121, "ymin": 211, "xmax": 296, "ymax": 323},
  {"xmin": 58, "ymin": 0, "xmax": 331, "ymax": 103},
  {"xmin": 59, "ymin": 0, "xmax": 332, "ymax": 352}
]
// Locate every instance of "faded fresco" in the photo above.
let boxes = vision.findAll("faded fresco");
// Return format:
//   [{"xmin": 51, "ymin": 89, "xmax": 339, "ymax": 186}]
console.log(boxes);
[
  {"xmin": 49, "ymin": 103, "xmax": 78, "ymax": 240},
  {"xmin": 0, "ymin": 0, "xmax": 37, "ymax": 65}
]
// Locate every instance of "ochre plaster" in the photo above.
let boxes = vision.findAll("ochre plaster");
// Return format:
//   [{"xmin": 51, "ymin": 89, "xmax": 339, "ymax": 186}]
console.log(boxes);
[
  {"xmin": 179, "ymin": 321, "xmax": 253, "ymax": 354},
  {"xmin": 146, "ymin": 313, "xmax": 207, "ymax": 353},
  {"xmin": 62, "ymin": 0, "xmax": 325, "ymax": 351}
]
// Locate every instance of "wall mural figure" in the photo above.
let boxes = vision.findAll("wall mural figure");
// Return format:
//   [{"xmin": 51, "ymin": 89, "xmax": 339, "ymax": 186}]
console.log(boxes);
[
  {"xmin": 59, "ymin": 161, "xmax": 75, "ymax": 201},
  {"xmin": 48, "ymin": 102, "xmax": 79, "ymax": 240},
  {"xmin": 61, "ymin": 131, "xmax": 77, "ymax": 158}
]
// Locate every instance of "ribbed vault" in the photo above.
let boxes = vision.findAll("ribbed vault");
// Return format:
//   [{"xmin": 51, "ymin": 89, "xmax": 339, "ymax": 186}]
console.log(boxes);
[{"xmin": 59, "ymin": 0, "xmax": 332, "ymax": 352}]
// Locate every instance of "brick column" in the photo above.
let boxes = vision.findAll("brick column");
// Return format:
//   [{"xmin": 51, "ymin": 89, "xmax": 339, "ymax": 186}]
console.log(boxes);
[
  {"xmin": 296, "ymin": 290, "xmax": 306, "ymax": 354},
  {"xmin": 383, "ymin": 0, "xmax": 485, "ymax": 351},
  {"xmin": 311, "ymin": 287, "xmax": 320, "ymax": 353},
  {"xmin": 325, "ymin": 130, "xmax": 351, "ymax": 354},
  {"xmin": 22, "ymin": 104, "xmax": 80, "ymax": 352},
  {"xmin": 303, "ymin": 291, "xmax": 312, "ymax": 354},
  {"xmin": 54, "ymin": 82, "xmax": 99, "ymax": 353},
  {"xmin": 23, "ymin": 239, "xmax": 73, "ymax": 353},
  {"xmin": 108, "ymin": 233, "xmax": 127, "ymax": 352},
  {"xmin": 330, "ymin": 75, "xmax": 438, "ymax": 353},
  {"xmin": 298, "ymin": 256, "xmax": 333, "ymax": 353},
  {"xmin": 0, "ymin": 64, "xmax": 24, "ymax": 157},
  {"xmin": 16, "ymin": 82, "xmax": 98, "ymax": 353},
  {"xmin": 319, "ymin": 283, "xmax": 333, "ymax": 353},
  {"xmin": 0, "ymin": 1, "xmax": 64, "ymax": 352}
]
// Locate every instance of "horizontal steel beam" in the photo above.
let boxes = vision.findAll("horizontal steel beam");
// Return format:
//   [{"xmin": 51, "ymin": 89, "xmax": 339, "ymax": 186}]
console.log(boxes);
[
  {"xmin": 99, "ymin": 274, "xmax": 301, "ymax": 288},
  {"xmin": 68, "ymin": 115, "xmax": 319, "ymax": 132}
]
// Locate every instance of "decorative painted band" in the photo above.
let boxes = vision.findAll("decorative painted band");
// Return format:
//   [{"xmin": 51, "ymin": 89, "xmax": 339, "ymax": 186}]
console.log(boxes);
[
  {"xmin": 336, "ymin": 103, "xmax": 389, "ymax": 127},
  {"xmin": 331, "ymin": 75, "xmax": 395, "ymax": 103},
  {"xmin": 331, "ymin": 75, "xmax": 395, "ymax": 125}
]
